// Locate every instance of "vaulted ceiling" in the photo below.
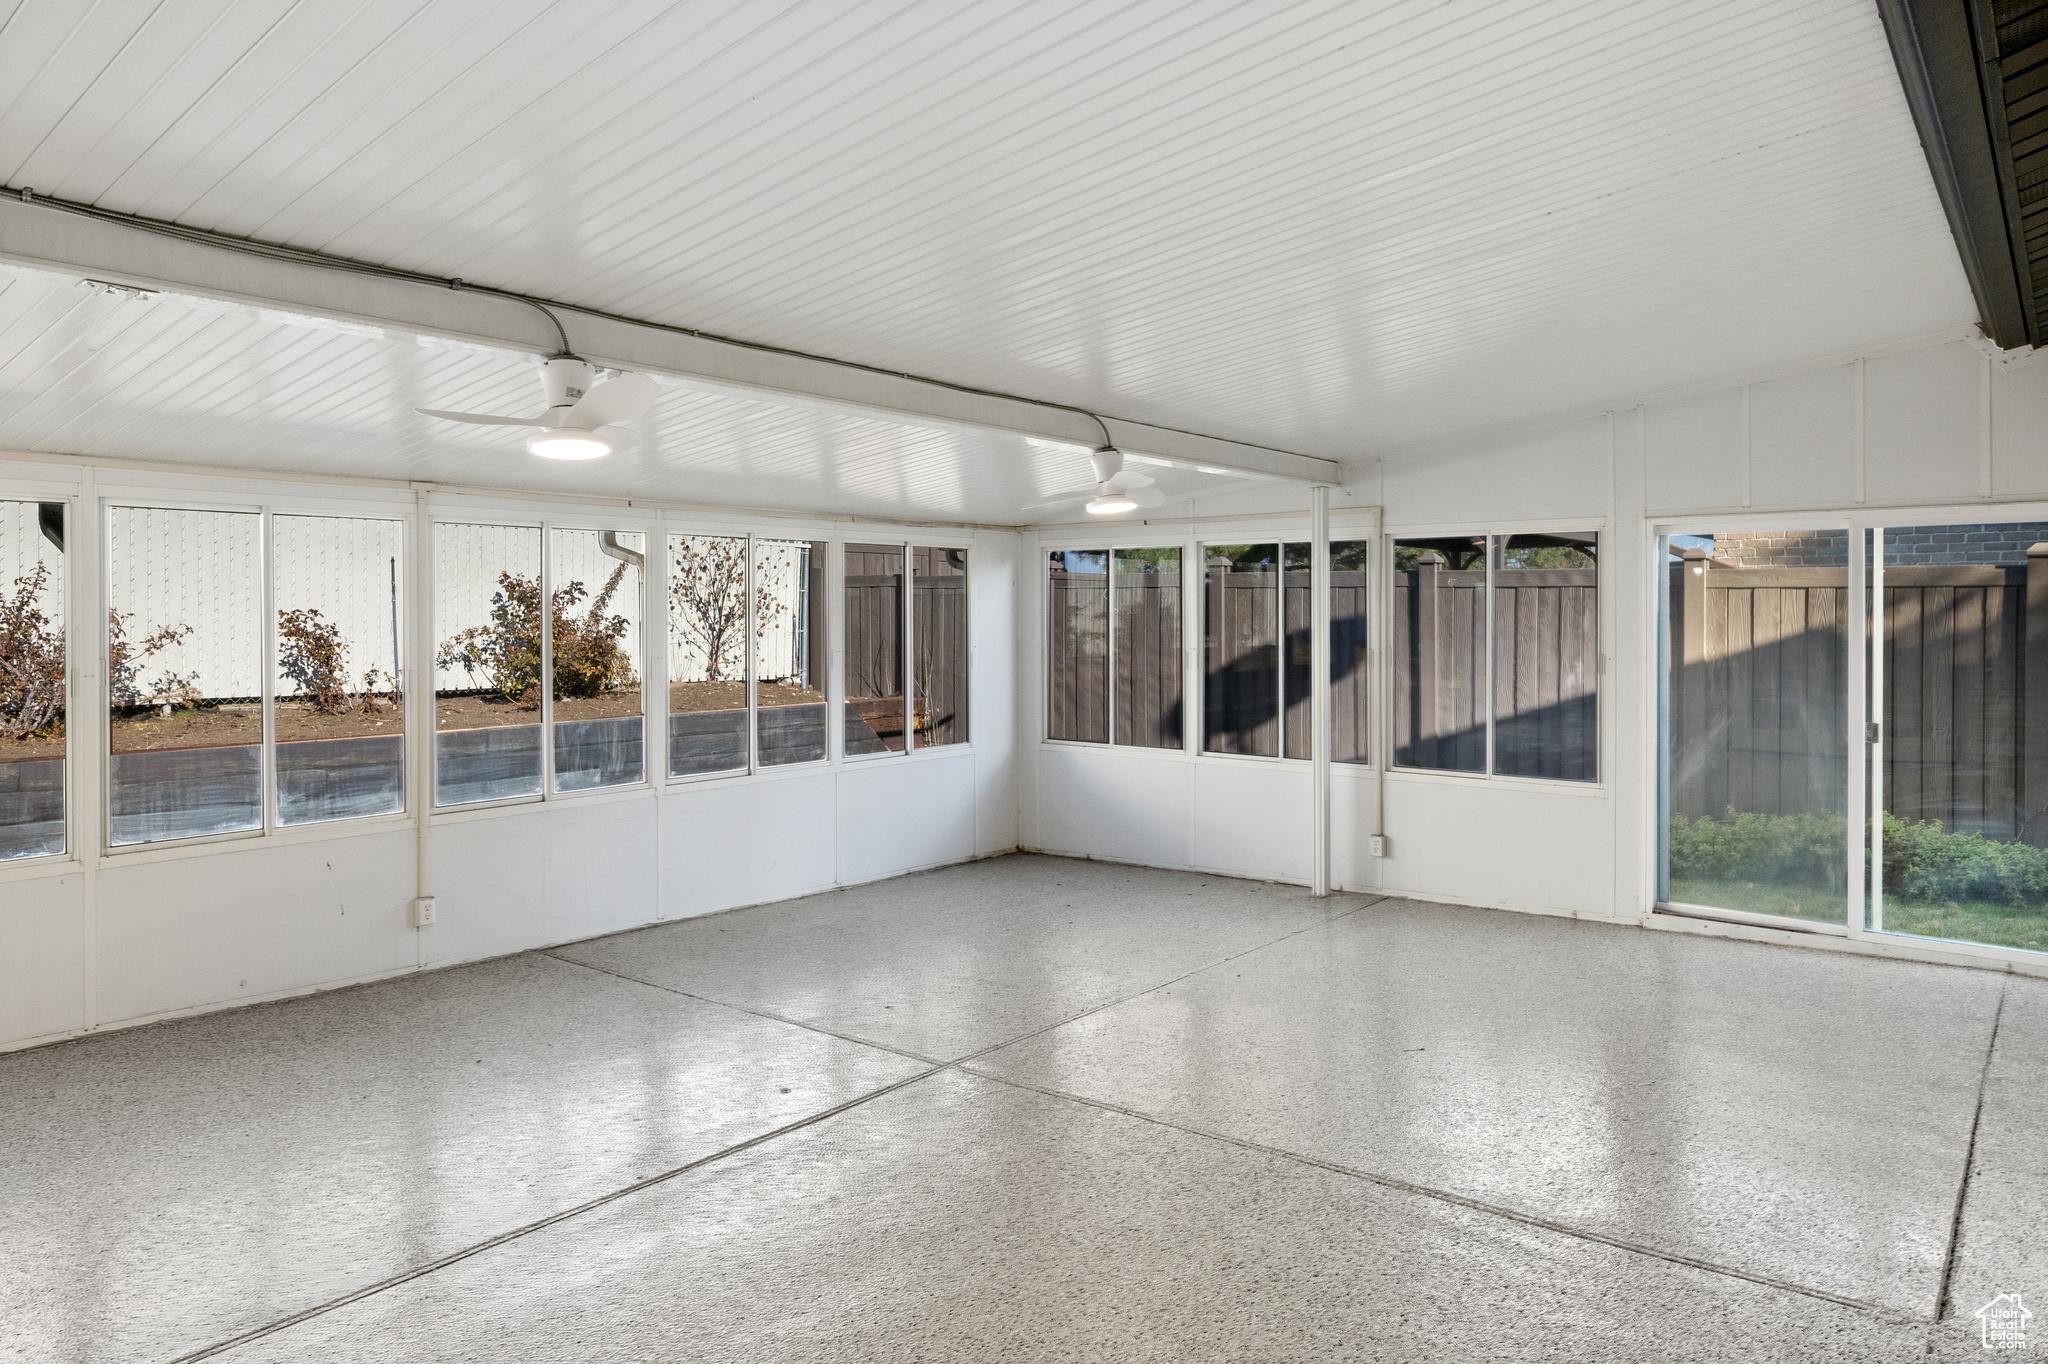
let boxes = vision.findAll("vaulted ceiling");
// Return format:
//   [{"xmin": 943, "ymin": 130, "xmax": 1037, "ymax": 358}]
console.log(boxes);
[{"xmin": 0, "ymin": 0, "xmax": 1981, "ymax": 506}]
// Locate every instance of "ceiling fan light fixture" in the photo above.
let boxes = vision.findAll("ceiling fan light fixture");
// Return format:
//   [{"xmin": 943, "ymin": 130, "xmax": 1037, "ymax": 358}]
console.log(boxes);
[
  {"xmin": 1086, "ymin": 492, "xmax": 1138, "ymax": 515},
  {"xmin": 527, "ymin": 427, "xmax": 613, "ymax": 460}
]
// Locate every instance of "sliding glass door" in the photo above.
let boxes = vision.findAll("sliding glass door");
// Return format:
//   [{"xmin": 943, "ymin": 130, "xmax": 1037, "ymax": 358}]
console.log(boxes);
[
  {"xmin": 1657, "ymin": 528, "xmax": 1850, "ymax": 926},
  {"xmin": 1867, "ymin": 523, "xmax": 2048, "ymax": 954},
  {"xmin": 1657, "ymin": 517, "xmax": 2048, "ymax": 960}
]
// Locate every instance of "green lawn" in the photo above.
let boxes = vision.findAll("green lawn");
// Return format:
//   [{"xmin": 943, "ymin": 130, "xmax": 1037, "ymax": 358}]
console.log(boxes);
[{"xmin": 1669, "ymin": 879, "xmax": 2048, "ymax": 953}]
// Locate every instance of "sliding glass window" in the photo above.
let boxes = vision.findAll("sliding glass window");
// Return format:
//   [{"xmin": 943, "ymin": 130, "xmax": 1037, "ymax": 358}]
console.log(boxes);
[
  {"xmin": 551, "ymin": 528, "xmax": 644, "ymax": 792},
  {"xmin": 1047, "ymin": 550, "xmax": 1109, "ymax": 744},
  {"xmin": 433, "ymin": 523, "xmax": 543, "ymax": 807},
  {"xmin": 1393, "ymin": 537, "xmax": 1485, "ymax": 773},
  {"xmin": 1204, "ymin": 540, "xmax": 1369, "ymax": 763},
  {"xmin": 1330, "ymin": 540, "xmax": 1370, "ymax": 764},
  {"xmin": 756, "ymin": 538, "xmax": 828, "ymax": 766},
  {"xmin": 1114, "ymin": 548, "xmax": 1182, "ymax": 749},
  {"xmin": 668, "ymin": 534, "xmax": 749, "ymax": 777},
  {"xmin": 1, "ymin": 499, "xmax": 64, "ymax": 860},
  {"xmin": 845, "ymin": 543, "xmax": 907, "ymax": 756},
  {"xmin": 274, "ymin": 515, "xmax": 406, "ymax": 825},
  {"xmin": 1658, "ymin": 530, "xmax": 1846, "ymax": 925},
  {"xmin": 1395, "ymin": 533, "xmax": 1596, "ymax": 780},
  {"xmin": 913, "ymin": 546, "xmax": 968, "ymax": 748},
  {"xmin": 107, "ymin": 507, "xmax": 263, "ymax": 845},
  {"xmin": 1203, "ymin": 544, "xmax": 1280, "ymax": 756},
  {"xmin": 1493, "ymin": 534, "xmax": 1598, "ymax": 781}
]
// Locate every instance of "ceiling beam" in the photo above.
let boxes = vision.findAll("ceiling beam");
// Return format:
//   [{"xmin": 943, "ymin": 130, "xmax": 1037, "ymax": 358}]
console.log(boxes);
[{"xmin": 0, "ymin": 194, "xmax": 1341, "ymax": 487}]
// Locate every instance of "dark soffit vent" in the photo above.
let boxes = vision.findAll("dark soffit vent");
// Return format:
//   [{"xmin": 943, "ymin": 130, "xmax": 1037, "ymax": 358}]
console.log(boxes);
[{"xmin": 1880, "ymin": 0, "xmax": 2048, "ymax": 348}]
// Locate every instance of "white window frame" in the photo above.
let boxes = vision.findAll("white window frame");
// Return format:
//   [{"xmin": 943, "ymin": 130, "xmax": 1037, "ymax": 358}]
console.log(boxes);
[{"xmin": 1036, "ymin": 517, "xmax": 1379, "ymax": 770}]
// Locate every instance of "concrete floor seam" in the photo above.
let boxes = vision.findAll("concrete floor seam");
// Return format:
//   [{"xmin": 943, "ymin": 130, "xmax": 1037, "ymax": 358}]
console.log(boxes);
[
  {"xmin": 932, "ymin": 893, "xmax": 1393, "ymax": 1069},
  {"xmin": 1932, "ymin": 983, "xmax": 2008, "ymax": 1325},
  {"xmin": 959, "ymin": 1065, "xmax": 1925, "ymax": 1327},
  {"xmin": 536, "ymin": 951, "xmax": 951, "ymax": 1066},
  {"xmin": 162, "ymin": 1063, "xmax": 956, "ymax": 1364},
  {"xmin": 545, "ymin": 892, "xmax": 1390, "ymax": 1077}
]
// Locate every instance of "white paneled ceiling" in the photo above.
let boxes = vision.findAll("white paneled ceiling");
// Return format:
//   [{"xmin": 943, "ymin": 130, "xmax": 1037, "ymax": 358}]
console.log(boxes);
[
  {"xmin": 0, "ymin": 266, "xmax": 1244, "ymax": 522},
  {"xmin": 0, "ymin": 0, "xmax": 1978, "ymax": 482}
]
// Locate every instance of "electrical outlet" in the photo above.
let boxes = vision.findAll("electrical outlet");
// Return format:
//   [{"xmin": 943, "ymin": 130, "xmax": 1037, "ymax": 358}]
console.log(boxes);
[
  {"xmin": 1369, "ymin": 835, "xmax": 1389, "ymax": 858},
  {"xmin": 411, "ymin": 896, "xmax": 437, "ymax": 928}
]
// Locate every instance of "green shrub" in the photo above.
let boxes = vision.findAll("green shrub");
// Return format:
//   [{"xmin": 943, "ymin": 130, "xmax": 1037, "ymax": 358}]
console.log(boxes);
[
  {"xmin": 437, "ymin": 566, "xmax": 633, "ymax": 703},
  {"xmin": 1669, "ymin": 809, "xmax": 2048, "ymax": 907},
  {"xmin": 1667, "ymin": 810, "xmax": 1845, "ymax": 888}
]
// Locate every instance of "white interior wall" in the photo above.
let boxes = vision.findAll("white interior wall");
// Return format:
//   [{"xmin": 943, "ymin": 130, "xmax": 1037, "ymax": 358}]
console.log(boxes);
[
  {"xmin": 0, "ymin": 462, "xmax": 1019, "ymax": 1052},
  {"xmin": 1018, "ymin": 332, "xmax": 2048, "ymax": 949}
]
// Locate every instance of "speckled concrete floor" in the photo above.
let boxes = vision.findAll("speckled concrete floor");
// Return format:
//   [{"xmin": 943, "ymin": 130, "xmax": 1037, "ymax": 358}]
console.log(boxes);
[{"xmin": 4, "ymin": 853, "xmax": 2042, "ymax": 1362}]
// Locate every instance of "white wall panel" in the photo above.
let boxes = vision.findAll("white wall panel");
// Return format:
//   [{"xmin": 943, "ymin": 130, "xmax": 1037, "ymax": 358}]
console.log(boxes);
[
  {"xmin": 94, "ymin": 828, "xmax": 416, "ymax": 1026},
  {"xmin": 1330, "ymin": 769, "xmax": 1380, "ymax": 894},
  {"xmin": 1750, "ymin": 364, "xmax": 1857, "ymax": 509},
  {"xmin": 1377, "ymin": 777, "xmax": 1614, "ymax": 917},
  {"xmin": 1993, "ymin": 360, "xmax": 2048, "ymax": 499},
  {"xmin": 661, "ymin": 770, "xmax": 838, "ymax": 918},
  {"xmin": 1382, "ymin": 417, "xmax": 1608, "ymax": 526},
  {"xmin": 837, "ymin": 753, "xmax": 976, "ymax": 885},
  {"xmin": 1192, "ymin": 762, "xmax": 1312, "ymax": 885},
  {"xmin": 1034, "ymin": 746, "xmax": 1194, "ymax": 870},
  {"xmin": 0, "ymin": 871, "xmax": 86, "ymax": 1044},
  {"xmin": 1865, "ymin": 341, "xmax": 1984, "ymax": 506},
  {"xmin": 1645, "ymin": 387, "xmax": 1744, "ymax": 513},
  {"xmin": 424, "ymin": 797, "xmax": 657, "ymax": 966}
]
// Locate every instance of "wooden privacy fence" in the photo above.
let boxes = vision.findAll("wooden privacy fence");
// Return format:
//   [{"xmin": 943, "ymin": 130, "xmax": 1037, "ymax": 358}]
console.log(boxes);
[
  {"xmin": 1666, "ymin": 555, "xmax": 2048, "ymax": 844},
  {"xmin": 1393, "ymin": 561, "xmax": 1597, "ymax": 779}
]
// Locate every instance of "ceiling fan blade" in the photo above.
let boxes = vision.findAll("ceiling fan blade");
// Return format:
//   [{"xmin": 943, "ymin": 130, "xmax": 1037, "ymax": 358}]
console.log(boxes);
[
  {"xmin": 1127, "ymin": 485, "xmax": 1167, "ymax": 507},
  {"xmin": 569, "ymin": 373, "xmax": 661, "ymax": 428},
  {"xmin": 417, "ymin": 408, "xmax": 545, "ymax": 427},
  {"xmin": 594, "ymin": 424, "xmax": 640, "ymax": 451},
  {"xmin": 1107, "ymin": 470, "xmax": 1156, "ymax": 490}
]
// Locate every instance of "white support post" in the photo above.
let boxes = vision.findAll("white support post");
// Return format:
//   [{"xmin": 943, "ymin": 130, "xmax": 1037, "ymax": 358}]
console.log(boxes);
[
  {"xmin": 1847, "ymin": 525, "xmax": 1867, "ymax": 937},
  {"xmin": 73, "ymin": 467, "xmax": 103, "ymax": 1030},
  {"xmin": 1311, "ymin": 485, "xmax": 1331, "ymax": 897},
  {"xmin": 412, "ymin": 487, "xmax": 434, "ymax": 949}
]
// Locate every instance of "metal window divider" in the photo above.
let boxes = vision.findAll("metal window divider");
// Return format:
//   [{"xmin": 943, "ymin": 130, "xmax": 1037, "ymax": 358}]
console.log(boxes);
[
  {"xmin": 1866, "ymin": 526, "xmax": 1884, "ymax": 934},
  {"xmin": 1483, "ymin": 535, "xmax": 1497, "ymax": 777},
  {"xmin": 1105, "ymin": 545, "xmax": 1116, "ymax": 747},
  {"xmin": 540, "ymin": 519, "xmax": 555, "ymax": 796},
  {"xmin": 746, "ymin": 533, "xmax": 758, "ymax": 775},
  {"xmin": 260, "ymin": 507, "xmax": 277, "ymax": 833}
]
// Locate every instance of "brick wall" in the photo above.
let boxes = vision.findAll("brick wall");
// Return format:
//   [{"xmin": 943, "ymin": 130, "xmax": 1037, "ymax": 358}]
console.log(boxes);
[{"xmin": 1710, "ymin": 524, "xmax": 2048, "ymax": 568}]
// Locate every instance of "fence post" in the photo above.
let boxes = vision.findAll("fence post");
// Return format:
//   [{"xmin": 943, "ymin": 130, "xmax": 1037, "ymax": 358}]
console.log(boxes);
[
  {"xmin": 1416, "ymin": 553, "xmax": 1442, "ymax": 763},
  {"xmin": 2025, "ymin": 544, "xmax": 2048, "ymax": 844}
]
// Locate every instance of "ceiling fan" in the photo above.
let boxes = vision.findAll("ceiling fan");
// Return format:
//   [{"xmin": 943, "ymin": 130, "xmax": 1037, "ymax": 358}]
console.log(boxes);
[
  {"xmin": 1026, "ymin": 446, "xmax": 1168, "ymax": 516},
  {"xmin": 418, "ymin": 357, "xmax": 661, "ymax": 459}
]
